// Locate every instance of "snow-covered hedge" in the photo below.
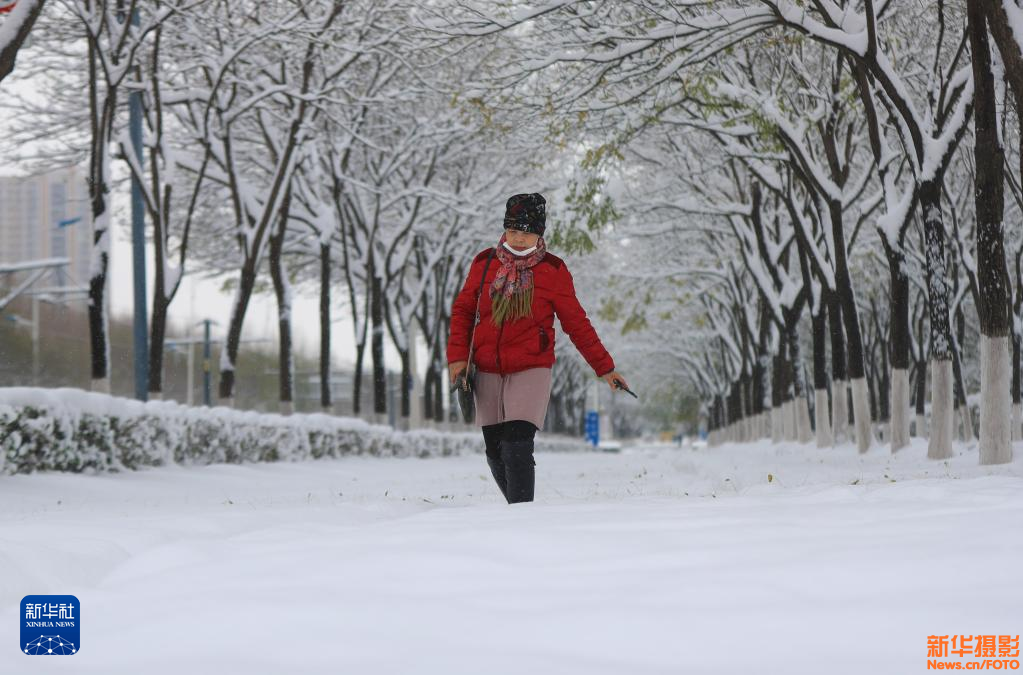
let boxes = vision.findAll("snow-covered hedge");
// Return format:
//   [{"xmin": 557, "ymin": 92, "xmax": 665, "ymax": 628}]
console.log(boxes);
[{"xmin": 0, "ymin": 388, "xmax": 591, "ymax": 475}]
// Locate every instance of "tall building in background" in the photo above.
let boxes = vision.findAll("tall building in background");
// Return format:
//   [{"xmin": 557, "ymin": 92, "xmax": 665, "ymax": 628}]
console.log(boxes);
[{"xmin": 0, "ymin": 166, "xmax": 93, "ymax": 287}]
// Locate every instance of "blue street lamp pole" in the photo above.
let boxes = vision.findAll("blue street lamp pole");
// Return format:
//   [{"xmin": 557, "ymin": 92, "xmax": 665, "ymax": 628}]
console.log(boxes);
[
  {"xmin": 129, "ymin": 7, "xmax": 148, "ymax": 401},
  {"xmin": 202, "ymin": 319, "xmax": 213, "ymax": 407}
]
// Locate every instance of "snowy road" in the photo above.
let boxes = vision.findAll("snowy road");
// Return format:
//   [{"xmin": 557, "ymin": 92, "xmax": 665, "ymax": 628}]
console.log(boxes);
[{"xmin": 1, "ymin": 439, "xmax": 1021, "ymax": 674}]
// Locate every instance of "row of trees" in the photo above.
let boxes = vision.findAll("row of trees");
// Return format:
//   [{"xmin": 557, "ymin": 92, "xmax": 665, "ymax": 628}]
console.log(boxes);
[
  {"xmin": 428, "ymin": 0, "xmax": 1023, "ymax": 463},
  {"xmin": 11, "ymin": 1, "xmax": 1022, "ymax": 457},
  {"xmin": 1, "ymin": 0, "xmax": 607, "ymax": 430}
]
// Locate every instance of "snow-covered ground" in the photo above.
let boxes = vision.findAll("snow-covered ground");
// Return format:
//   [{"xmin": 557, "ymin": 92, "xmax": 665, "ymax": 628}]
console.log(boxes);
[{"xmin": 1, "ymin": 438, "xmax": 1020, "ymax": 674}]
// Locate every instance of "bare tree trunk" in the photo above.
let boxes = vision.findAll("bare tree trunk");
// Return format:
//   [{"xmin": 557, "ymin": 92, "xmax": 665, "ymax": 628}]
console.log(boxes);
[
  {"xmin": 914, "ymin": 360, "xmax": 928, "ymax": 439},
  {"xmin": 370, "ymin": 260, "xmax": 386, "ymax": 420},
  {"xmin": 353, "ymin": 340, "xmax": 366, "ymax": 417},
  {"xmin": 866, "ymin": 358, "xmax": 878, "ymax": 433},
  {"xmin": 318, "ymin": 243, "xmax": 332, "ymax": 411},
  {"xmin": 738, "ymin": 376, "xmax": 749, "ymax": 441},
  {"xmin": 726, "ymin": 383, "xmax": 737, "ymax": 443},
  {"xmin": 433, "ymin": 355, "xmax": 445, "ymax": 422},
  {"xmin": 771, "ymin": 349, "xmax": 784, "ymax": 443},
  {"xmin": 143, "ymin": 26, "xmax": 202, "ymax": 400},
  {"xmin": 87, "ymin": 236, "xmax": 111, "ymax": 394},
  {"xmin": 827, "ymin": 293, "xmax": 849, "ymax": 442},
  {"xmin": 147, "ymin": 95, "xmax": 169, "ymax": 398},
  {"xmin": 149, "ymin": 292, "xmax": 169, "ymax": 399},
  {"xmin": 811, "ymin": 304, "xmax": 833, "ymax": 447},
  {"xmin": 423, "ymin": 330, "xmax": 440, "ymax": 424},
  {"xmin": 788, "ymin": 325, "xmax": 812, "ymax": 443},
  {"xmin": 383, "ymin": 300, "xmax": 413, "ymax": 427},
  {"xmin": 752, "ymin": 355, "xmax": 768, "ymax": 440},
  {"xmin": 879, "ymin": 330, "xmax": 891, "ymax": 441},
  {"xmin": 952, "ymin": 308, "xmax": 974, "ymax": 443},
  {"xmin": 269, "ymin": 192, "xmax": 294, "ymax": 415},
  {"xmin": 755, "ymin": 306, "xmax": 771, "ymax": 440},
  {"xmin": 218, "ymin": 265, "xmax": 256, "ymax": 405},
  {"xmin": 742, "ymin": 373, "xmax": 755, "ymax": 441},
  {"xmin": 1013, "ymin": 333, "xmax": 1021, "ymax": 441},
  {"xmin": 423, "ymin": 362, "xmax": 436, "ymax": 425},
  {"xmin": 399, "ymin": 348, "xmax": 411, "ymax": 425},
  {"xmin": 86, "ymin": 38, "xmax": 112, "ymax": 394}
]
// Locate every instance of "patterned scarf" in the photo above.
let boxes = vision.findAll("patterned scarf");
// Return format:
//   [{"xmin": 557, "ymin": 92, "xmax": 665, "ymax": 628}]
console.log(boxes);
[{"xmin": 489, "ymin": 233, "xmax": 547, "ymax": 326}]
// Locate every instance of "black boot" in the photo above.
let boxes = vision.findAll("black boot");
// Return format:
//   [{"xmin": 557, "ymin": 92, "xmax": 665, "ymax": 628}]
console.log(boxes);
[
  {"xmin": 500, "ymin": 438, "xmax": 535, "ymax": 503},
  {"xmin": 486, "ymin": 453, "xmax": 508, "ymax": 500},
  {"xmin": 482, "ymin": 423, "xmax": 508, "ymax": 499}
]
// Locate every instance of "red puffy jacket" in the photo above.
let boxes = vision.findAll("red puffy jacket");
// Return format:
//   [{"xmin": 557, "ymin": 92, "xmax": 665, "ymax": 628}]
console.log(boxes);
[{"xmin": 447, "ymin": 247, "xmax": 615, "ymax": 376}]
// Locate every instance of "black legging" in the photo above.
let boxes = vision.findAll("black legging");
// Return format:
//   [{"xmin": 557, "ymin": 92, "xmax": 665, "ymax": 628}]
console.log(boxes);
[{"xmin": 482, "ymin": 420, "xmax": 536, "ymax": 503}]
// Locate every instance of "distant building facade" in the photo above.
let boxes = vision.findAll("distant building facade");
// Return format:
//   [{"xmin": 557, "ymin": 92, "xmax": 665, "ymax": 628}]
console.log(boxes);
[{"xmin": 0, "ymin": 166, "xmax": 93, "ymax": 286}]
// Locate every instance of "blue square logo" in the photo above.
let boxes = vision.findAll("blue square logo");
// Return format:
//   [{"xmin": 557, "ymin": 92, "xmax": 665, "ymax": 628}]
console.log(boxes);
[{"xmin": 20, "ymin": 595, "xmax": 80, "ymax": 655}]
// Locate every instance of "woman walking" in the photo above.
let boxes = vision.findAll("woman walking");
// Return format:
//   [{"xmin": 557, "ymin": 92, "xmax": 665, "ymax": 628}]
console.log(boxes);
[{"xmin": 447, "ymin": 193, "xmax": 629, "ymax": 504}]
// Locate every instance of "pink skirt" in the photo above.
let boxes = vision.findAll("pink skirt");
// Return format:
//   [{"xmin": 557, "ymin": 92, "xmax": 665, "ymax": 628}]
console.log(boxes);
[{"xmin": 473, "ymin": 367, "xmax": 553, "ymax": 429}]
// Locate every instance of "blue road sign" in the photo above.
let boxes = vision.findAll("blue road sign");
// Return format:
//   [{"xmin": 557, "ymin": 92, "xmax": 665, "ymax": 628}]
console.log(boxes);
[{"xmin": 585, "ymin": 410, "xmax": 599, "ymax": 446}]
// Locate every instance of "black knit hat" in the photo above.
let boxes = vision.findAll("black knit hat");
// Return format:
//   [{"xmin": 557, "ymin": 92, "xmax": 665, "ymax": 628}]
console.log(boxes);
[{"xmin": 503, "ymin": 193, "xmax": 546, "ymax": 236}]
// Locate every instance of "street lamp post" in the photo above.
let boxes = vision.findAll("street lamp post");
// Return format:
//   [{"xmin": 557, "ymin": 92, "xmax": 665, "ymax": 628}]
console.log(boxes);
[
  {"xmin": 203, "ymin": 319, "xmax": 213, "ymax": 407},
  {"xmin": 127, "ymin": 3, "xmax": 148, "ymax": 401}
]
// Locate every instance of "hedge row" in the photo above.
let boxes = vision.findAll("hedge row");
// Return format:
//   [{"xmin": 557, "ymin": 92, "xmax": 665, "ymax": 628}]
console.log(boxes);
[{"xmin": 0, "ymin": 388, "xmax": 590, "ymax": 475}]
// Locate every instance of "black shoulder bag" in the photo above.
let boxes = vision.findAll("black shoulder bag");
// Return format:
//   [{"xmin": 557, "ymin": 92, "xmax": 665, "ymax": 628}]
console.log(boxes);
[{"xmin": 454, "ymin": 249, "xmax": 497, "ymax": 424}]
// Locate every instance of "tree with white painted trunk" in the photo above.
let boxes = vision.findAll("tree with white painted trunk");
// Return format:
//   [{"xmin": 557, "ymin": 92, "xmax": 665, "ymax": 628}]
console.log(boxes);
[
  {"xmin": 702, "ymin": 52, "xmax": 880, "ymax": 451},
  {"xmin": 966, "ymin": 0, "xmax": 1012, "ymax": 464},
  {"xmin": 984, "ymin": 0, "xmax": 1023, "ymax": 447}
]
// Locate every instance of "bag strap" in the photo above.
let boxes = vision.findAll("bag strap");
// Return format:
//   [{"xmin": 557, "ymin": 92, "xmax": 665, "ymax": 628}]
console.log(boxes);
[{"xmin": 466, "ymin": 248, "xmax": 497, "ymax": 368}]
